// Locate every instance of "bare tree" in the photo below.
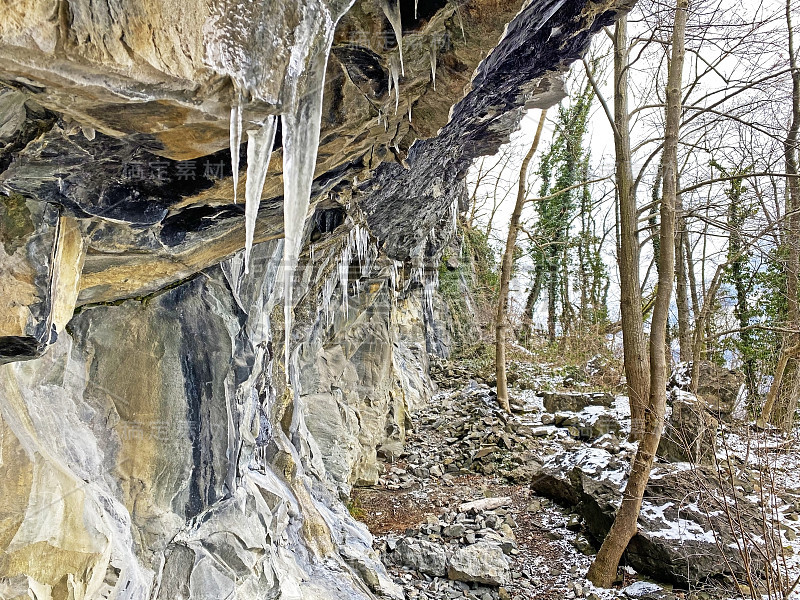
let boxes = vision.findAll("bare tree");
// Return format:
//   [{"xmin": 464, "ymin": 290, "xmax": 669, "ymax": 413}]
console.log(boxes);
[
  {"xmin": 588, "ymin": 0, "xmax": 687, "ymax": 585},
  {"xmin": 496, "ymin": 109, "xmax": 548, "ymax": 412}
]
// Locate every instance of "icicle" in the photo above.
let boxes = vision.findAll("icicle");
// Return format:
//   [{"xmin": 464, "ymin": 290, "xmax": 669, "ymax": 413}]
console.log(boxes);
[
  {"xmin": 423, "ymin": 269, "xmax": 439, "ymax": 315},
  {"xmin": 243, "ymin": 117, "xmax": 278, "ymax": 274},
  {"xmin": 379, "ymin": 0, "xmax": 404, "ymax": 76},
  {"xmin": 429, "ymin": 44, "xmax": 437, "ymax": 91},
  {"xmin": 408, "ymin": 104, "xmax": 412, "ymax": 123},
  {"xmin": 414, "ymin": 0, "xmax": 418, "ymax": 19},
  {"xmin": 389, "ymin": 55, "xmax": 400, "ymax": 114},
  {"xmin": 230, "ymin": 98, "xmax": 243, "ymax": 204},
  {"xmin": 450, "ymin": 195, "xmax": 458, "ymax": 236},
  {"xmin": 338, "ymin": 235, "xmax": 351, "ymax": 317},
  {"xmin": 281, "ymin": 7, "xmax": 340, "ymax": 365},
  {"xmin": 455, "ymin": 2, "xmax": 466, "ymax": 41}
]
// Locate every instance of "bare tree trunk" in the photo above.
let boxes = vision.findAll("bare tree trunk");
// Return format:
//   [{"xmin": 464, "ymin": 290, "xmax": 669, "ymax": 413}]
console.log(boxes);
[
  {"xmin": 496, "ymin": 110, "xmax": 547, "ymax": 412},
  {"xmin": 675, "ymin": 190, "xmax": 693, "ymax": 362},
  {"xmin": 691, "ymin": 265, "xmax": 725, "ymax": 392},
  {"xmin": 588, "ymin": 0, "xmax": 686, "ymax": 586},
  {"xmin": 684, "ymin": 234, "xmax": 700, "ymax": 327},
  {"xmin": 765, "ymin": 0, "xmax": 800, "ymax": 430},
  {"xmin": 523, "ymin": 265, "xmax": 544, "ymax": 338},
  {"xmin": 613, "ymin": 15, "xmax": 650, "ymax": 440}
]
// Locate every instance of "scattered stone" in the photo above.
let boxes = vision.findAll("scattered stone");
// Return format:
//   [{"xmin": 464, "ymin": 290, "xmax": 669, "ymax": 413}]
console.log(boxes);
[
  {"xmin": 394, "ymin": 538, "xmax": 448, "ymax": 577},
  {"xmin": 448, "ymin": 543, "xmax": 511, "ymax": 586},
  {"xmin": 460, "ymin": 497, "xmax": 512, "ymax": 513},
  {"xmin": 543, "ymin": 391, "xmax": 614, "ymax": 413}
]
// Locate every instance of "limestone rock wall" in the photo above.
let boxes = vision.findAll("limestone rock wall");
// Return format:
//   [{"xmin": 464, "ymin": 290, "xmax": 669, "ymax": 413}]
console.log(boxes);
[{"xmin": 0, "ymin": 236, "xmax": 414, "ymax": 599}]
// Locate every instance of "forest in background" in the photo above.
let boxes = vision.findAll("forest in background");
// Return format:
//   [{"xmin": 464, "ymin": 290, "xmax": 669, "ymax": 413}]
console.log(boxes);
[{"xmin": 458, "ymin": 0, "xmax": 800, "ymax": 587}]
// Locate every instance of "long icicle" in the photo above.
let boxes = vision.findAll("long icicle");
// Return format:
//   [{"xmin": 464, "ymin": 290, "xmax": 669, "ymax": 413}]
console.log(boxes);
[
  {"xmin": 243, "ymin": 116, "xmax": 278, "ymax": 274},
  {"xmin": 390, "ymin": 54, "xmax": 400, "ymax": 114},
  {"xmin": 429, "ymin": 43, "xmax": 437, "ymax": 91},
  {"xmin": 379, "ymin": 0, "xmax": 404, "ymax": 76},
  {"xmin": 229, "ymin": 97, "xmax": 243, "ymax": 203},
  {"xmin": 281, "ymin": 11, "xmax": 339, "ymax": 366}
]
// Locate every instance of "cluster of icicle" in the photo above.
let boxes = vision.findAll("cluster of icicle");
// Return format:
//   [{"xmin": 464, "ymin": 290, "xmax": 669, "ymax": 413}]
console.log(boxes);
[
  {"xmin": 409, "ymin": 264, "xmax": 438, "ymax": 316},
  {"xmin": 318, "ymin": 225, "xmax": 379, "ymax": 328},
  {"xmin": 221, "ymin": 0, "xmax": 354, "ymax": 366},
  {"xmin": 224, "ymin": 0, "xmax": 459, "ymax": 363}
]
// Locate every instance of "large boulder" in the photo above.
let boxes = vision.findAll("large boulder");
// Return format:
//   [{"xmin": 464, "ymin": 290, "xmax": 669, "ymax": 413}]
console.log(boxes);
[
  {"xmin": 447, "ymin": 543, "xmax": 511, "ymax": 586},
  {"xmin": 542, "ymin": 391, "xmax": 615, "ymax": 413},
  {"xmin": 658, "ymin": 394, "xmax": 718, "ymax": 464},
  {"xmin": 671, "ymin": 361, "xmax": 745, "ymax": 420},
  {"xmin": 531, "ymin": 449, "xmax": 766, "ymax": 586},
  {"xmin": 394, "ymin": 538, "xmax": 448, "ymax": 577}
]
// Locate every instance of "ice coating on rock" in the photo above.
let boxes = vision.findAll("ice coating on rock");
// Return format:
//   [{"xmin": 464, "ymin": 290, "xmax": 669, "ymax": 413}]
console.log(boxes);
[
  {"xmin": 204, "ymin": 3, "xmax": 290, "ymax": 105},
  {"xmin": 244, "ymin": 116, "xmax": 278, "ymax": 274},
  {"xmin": 450, "ymin": 195, "xmax": 458, "ymax": 235},
  {"xmin": 230, "ymin": 100, "xmax": 243, "ymax": 203},
  {"xmin": 379, "ymin": 0, "xmax": 404, "ymax": 76}
]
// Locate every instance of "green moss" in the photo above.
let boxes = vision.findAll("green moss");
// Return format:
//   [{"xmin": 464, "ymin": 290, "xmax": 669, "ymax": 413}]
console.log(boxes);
[
  {"xmin": 346, "ymin": 497, "xmax": 366, "ymax": 521},
  {"xmin": 0, "ymin": 193, "xmax": 35, "ymax": 256}
]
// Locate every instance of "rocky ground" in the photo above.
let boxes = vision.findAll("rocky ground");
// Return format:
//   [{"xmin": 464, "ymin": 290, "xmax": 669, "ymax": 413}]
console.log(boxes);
[{"xmin": 352, "ymin": 355, "xmax": 800, "ymax": 600}]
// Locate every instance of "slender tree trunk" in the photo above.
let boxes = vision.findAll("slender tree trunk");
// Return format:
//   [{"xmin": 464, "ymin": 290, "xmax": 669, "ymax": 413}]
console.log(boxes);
[
  {"xmin": 684, "ymin": 234, "xmax": 700, "ymax": 327},
  {"xmin": 588, "ymin": 0, "xmax": 686, "ymax": 586},
  {"xmin": 675, "ymin": 190, "xmax": 693, "ymax": 362},
  {"xmin": 523, "ymin": 264, "xmax": 544, "ymax": 337},
  {"xmin": 613, "ymin": 15, "xmax": 650, "ymax": 440},
  {"xmin": 496, "ymin": 110, "xmax": 547, "ymax": 412},
  {"xmin": 765, "ymin": 0, "xmax": 800, "ymax": 430},
  {"xmin": 548, "ymin": 251, "xmax": 558, "ymax": 342},
  {"xmin": 691, "ymin": 265, "xmax": 725, "ymax": 393}
]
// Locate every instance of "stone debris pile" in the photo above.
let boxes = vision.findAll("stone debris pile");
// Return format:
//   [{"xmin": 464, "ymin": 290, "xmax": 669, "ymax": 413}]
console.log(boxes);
[{"xmin": 376, "ymin": 496, "xmax": 519, "ymax": 599}]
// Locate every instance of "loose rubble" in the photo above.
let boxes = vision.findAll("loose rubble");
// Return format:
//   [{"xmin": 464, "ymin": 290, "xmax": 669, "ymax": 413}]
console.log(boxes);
[{"xmin": 353, "ymin": 356, "xmax": 800, "ymax": 600}]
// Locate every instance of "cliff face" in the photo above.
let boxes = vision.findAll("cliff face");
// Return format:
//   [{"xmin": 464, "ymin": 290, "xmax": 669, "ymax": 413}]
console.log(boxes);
[{"xmin": 0, "ymin": 0, "xmax": 630, "ymax": 597}]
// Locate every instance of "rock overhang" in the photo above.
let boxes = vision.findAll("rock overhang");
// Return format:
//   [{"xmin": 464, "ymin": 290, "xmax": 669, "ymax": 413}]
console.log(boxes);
[{"xmin": 0, "ymin": 0, "xmax": 634, "ymax": 359}]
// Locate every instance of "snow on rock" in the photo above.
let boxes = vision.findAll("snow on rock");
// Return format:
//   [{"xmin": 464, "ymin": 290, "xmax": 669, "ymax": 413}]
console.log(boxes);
[{"xmin": 623, "ymin": 581, "xmax": 664, "ymax": 598}]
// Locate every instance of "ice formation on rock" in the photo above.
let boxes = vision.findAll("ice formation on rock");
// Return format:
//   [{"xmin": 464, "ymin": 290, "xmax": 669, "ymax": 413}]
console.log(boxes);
[
  {"xmin": 320, "ymin": 224, "xmax": 376, "ymax": 328},
  {"xmin": 423, "ymin": 269, "xmax": 439, "ymax": 315},
  {"xmin": 218, "ymin": 0, "xmax": 356, "ymax": 363},
  {"xmin": 379, "ymin": 0, "xmax": 404, "ymax": 76},
  {"xmin": 230, "ymin": 99, "xmax": 243, "ymax": 203},
  {"xmin": 430, "ymin": 44, "xmax": 437, "ymax": 91},
  {"xmin": 243, "ymin": 116, "xmax": 278, "ymax": 273}
]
